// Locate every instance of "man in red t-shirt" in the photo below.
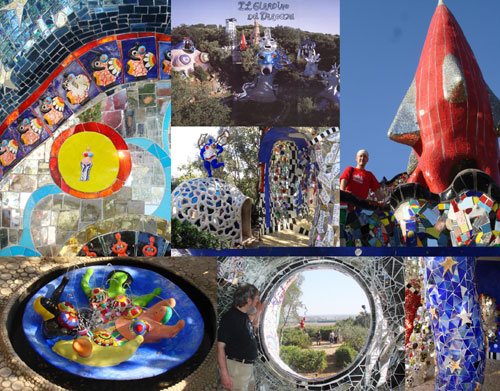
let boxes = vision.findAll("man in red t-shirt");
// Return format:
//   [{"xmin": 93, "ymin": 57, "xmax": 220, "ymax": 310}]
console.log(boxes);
[{"xmin": 340, "ymin": 150, "xmax": 384, "ymax": 201}]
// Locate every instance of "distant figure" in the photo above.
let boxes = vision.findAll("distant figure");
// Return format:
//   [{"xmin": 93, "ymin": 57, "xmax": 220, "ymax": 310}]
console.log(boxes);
[
  {"xmin": 340, "ymin": 150, "xmax": 384, "ymax": 202},
  {"xmin": 300, "ymin": 316, "xmax": 306, "ymax": 332},
  {"xmin": 329, "ymin": 330, "xmax": 335, "ymax": 346},
  {"xmin": 316, "ymin": 330, "xmax": 321, "ymax": 346}
]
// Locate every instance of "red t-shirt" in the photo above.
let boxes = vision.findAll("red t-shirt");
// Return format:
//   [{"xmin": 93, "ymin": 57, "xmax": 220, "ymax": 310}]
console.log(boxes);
[{"xmin": 340, "ymin": 167, "xmax": 381, "ymax": 200}]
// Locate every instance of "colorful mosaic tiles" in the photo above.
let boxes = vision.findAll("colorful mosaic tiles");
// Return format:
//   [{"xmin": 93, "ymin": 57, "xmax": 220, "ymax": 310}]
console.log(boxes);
[
  {"xmin": 257, "ymin": 127, "xmax": 339, "ymax": 245},
  {"xmin": 423, "ymin": 257, "xmax": 486, "ymax": 390},
  {"xmin": 341, "ymin": 190, "xmax": 500, "ymax": 247},
  {"xmin": 0, "ymin": 1, "xmax": 170, "ymax": 124},
  {"xmin": 0, "ymin": 33, "xmax": 171, "ymax": 257},
  {"xmin": 218, "ymin": 256, "xmax": 404, "ymax": 390},
  {"xmin": 50, "ymin": 122, "xmax": 131, "ymax": 198}
]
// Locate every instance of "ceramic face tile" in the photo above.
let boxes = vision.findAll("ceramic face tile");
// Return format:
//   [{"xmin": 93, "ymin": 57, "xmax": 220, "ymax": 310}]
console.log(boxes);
[
  {"xmin": 51, "ymin": 59, "xmax": 101, "ymax": 111},
  {"xmin": 78, "ymin": 40, "xmax": 124, "ymax": 90},
  {"xmin": 31, "ymin": 85, "xmax": 74, "ymax": 131},
  {"xmin": 121, "ymin": 37, "xmax": 158, "ymax": 83}
]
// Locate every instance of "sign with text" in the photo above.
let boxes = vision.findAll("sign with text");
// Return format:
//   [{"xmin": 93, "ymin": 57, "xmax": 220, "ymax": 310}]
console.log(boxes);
[{"xmin": 237, "ymin": 1, "xmax": 295, "ymax": 21}]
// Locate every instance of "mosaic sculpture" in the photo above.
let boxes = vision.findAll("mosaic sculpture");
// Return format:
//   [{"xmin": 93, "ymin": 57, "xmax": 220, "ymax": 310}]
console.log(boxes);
[
  {"xmin": 388, "ymin": 1, "xmax": 500, "ymax": 193},
  {"xmin": 309, "ymin": 128, "xmax": 340, "ymax": 246},
  {"xmin": 172, "ymin": 177, "xmax": 251, "ymax": 247},
  {"xmin": 234, "ymin": 29, "xmax": 290, "ymax": 103},
  {"xmin": 297, "ymin": 36, "xmax": 316, "ymax": 60},
  {"xmin": 32, "ymin": 268, "xmax": 185, "ymax": 368},
  {"xmin": 258, "ymin": 127, "xmax": 341, "ymax": 244},
  {"xmin": 317, "ymin": 64, "xmax": 340, "ymax": 108},
  {"xmin": 218, "ymin": 256, "xmax": 405, "ymax": 390},
  {"xmin": 298, "ymin": 36, "xmax": 320, "ymax": 78},
  {"xmin": 423, "ymin": 256, "xmax": 486, "ymax": 390},
  {"xmin": 340, "ymin": 169, "xmax": 500, "ymax": 246},
  {"xmin": 198, "ymin": 130, "xmax": 230, "ymax": 177},
  {"xmin": 479, "ymin": 294, "xmax": 500, "ymax": 343},
  {"xmin": 258, "ymin": 128, "xmax": 311, "ymax": 238},
  {"xmin": 405, "ymin": 258, "xmax": 436, "ymax": 388},
  {"xmin": 171, "ymin": 37, "xmax": 211, "ymax": 77}
]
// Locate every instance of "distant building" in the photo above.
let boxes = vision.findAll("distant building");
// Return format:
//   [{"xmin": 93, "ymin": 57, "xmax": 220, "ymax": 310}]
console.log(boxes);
[{"xmin": 225, "ymin": 18, "xmax": 237, "ymax": 47}]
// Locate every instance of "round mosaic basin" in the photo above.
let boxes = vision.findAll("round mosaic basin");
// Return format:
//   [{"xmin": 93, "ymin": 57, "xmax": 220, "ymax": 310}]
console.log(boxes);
[{"xmin": 23, "ymin": 265, "xmax": 204, "ymax": 380}]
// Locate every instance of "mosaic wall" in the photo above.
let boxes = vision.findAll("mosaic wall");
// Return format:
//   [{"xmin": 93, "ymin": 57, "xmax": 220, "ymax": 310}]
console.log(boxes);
[
  {"xmin": 172, "ymin": 177, "xmax": 250, "ymax": 247},
  {"xmin": 218, "ymin": 257, "xmax": 405, "ymax": 391},
  {"xmin": 257, "ymin": 127, "xmax": 339, "ymax": 246},
  {"xmin": 0, "ymin": 2, "xmax": 171, "ymax": 256}
]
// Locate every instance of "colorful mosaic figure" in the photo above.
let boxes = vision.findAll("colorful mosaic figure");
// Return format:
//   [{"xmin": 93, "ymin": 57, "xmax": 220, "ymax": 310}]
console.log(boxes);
[
  {"xmin": 90, "ymin": 52, "xmax": 122, "ymax": 88},
  {"xmin": 80, "ymin": 147, "xmax": 93, "ymax": 181},
  {"xmin": 171, "ymin": 37, "xmax": 211, "ymax": 77},
  {"xmin": 0, "ymin": 139, "xmax": 18, "ymax": 166},
  {"xmin": 112, "ymin": 233, "xmax": 128, "ymax": 256},
  {"xmin": 62, "ymin": 73, "xmax": 91, "ymax": 105},
  {"xmin": 39, "ymin": 96, "xmax": 65, "ymax": 126},
  {"xmin": 17, "ymin": 117, "xmax": 43, "ymax": 145},
  {"xmin": 198, "ymin": 131, "xmax": 230, "ymax": 177},
  {"xmin": 388, "ymin": 2, "xmax": 500, "ymax": 193},
  {"xmin": 126, "ymin": 42, "xmax": 156, "ymax": 80},
  {"xmin": 142, "ymin": 237, "xmax": 157, "ymax": 257},
  {"xmin": 423, "ymin": 256, "xmax": 486, "ymax": 390}
]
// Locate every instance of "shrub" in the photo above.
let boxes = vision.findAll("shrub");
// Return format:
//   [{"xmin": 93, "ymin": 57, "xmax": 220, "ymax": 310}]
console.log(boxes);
[
  {"xmin": 282, "ymin": 328, "xmax": 311, "ymax": 349},
  {"xmin": 193, "ymin": 65, "xmax": 209, "ymax": 82},
  {"xmin": 334, "ymin": 343, "xmax": 358, "ymax": 368},
  {"xmin": 340, "ymin": 325, "xmax": 369, "ymax": 351},
  {"xmin": 171, "ymin": 218, "xmax": 230, "ymax": 249},
  {"xmin": 280, "ymin": 345, "xmax": 327, "ymax": 373}
]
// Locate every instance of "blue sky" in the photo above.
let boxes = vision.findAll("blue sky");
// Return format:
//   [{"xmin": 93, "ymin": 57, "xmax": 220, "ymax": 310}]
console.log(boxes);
[
  {"xmin": 341, "ymin": 0, "xmax": 500, "ymax": 181},
  {"xmin": 299, "ymin": 269, "xmax": 369, "ymax": 316},
  {"xmin": 173, "ymin": 0, "xmax": 339, "ymax": 35}
]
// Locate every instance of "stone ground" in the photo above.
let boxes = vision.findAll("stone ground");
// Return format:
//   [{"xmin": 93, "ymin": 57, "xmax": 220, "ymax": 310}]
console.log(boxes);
[
  {"xmin": 0, "ymin": 257, "xmax": 217, "ymax": 391},
  {"xmin": 411, "ymin": 359, "xmax": 500, "ymax": 390}
]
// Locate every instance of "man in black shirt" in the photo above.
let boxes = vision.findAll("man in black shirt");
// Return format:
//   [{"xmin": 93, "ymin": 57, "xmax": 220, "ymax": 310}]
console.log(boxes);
[{"xmin": 218, "ymin": 283, "xmax": 264, "ymax": 391}]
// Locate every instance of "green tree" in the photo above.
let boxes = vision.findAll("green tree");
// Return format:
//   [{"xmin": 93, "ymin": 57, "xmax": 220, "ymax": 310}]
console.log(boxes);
[
  {"xmin": 172, "ymin": 72, "xmax": 232, "ymax": 126},
  {"xmin": 171, "ymin": 218, "xmax": 230, "ymax": 249},
  {"xmin": 278, "ymin": 274, "xmax": 305, "ymax": 345}
]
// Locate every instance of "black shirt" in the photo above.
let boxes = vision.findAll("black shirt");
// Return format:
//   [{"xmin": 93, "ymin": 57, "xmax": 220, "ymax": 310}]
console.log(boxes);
[{"xmin": 218, "ymin": 306, "xmax": 258, "ymax": 361}]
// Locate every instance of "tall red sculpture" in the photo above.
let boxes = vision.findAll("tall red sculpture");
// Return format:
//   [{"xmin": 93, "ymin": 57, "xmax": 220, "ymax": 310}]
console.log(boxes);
[{"xmin": 388, "ymin": 0, "xmax": 500, "ymax": 193}]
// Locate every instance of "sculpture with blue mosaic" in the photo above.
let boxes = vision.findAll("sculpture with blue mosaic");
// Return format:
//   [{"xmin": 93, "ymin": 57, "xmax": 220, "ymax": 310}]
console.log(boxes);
[
  {"xmin": 423, "ymin": 256, "xmax": 485, "ymax": 391},
  {"xmin": 198, "ymin": 130, "xmax": 230, "ymax": 178}
]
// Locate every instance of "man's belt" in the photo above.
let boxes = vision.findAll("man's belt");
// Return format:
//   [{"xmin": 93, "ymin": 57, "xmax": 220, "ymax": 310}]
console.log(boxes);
[{"xmin": 227, "ymin": 356, "xmax": 255, "ymax": 364}]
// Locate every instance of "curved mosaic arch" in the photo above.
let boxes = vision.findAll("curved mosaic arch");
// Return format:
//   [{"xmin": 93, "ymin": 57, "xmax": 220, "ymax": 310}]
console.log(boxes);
[{"xmin": 218, "ymin": 256, "xmax": 405, "ymax": 391}]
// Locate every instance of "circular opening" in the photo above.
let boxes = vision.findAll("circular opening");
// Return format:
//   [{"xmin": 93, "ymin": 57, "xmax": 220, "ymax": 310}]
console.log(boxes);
[
  {"xmin": 7, "ymin": 259, "xmax": 215, "ymax": 391},
  {"xmin": 260, "ymin": 260, "xmax": 375, "ymax": 386}
]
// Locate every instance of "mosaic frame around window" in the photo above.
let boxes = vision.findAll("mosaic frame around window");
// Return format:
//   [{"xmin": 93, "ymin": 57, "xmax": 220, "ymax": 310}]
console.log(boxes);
[
  {"xmin": 0, "ymin": 32, "xmax": 171, "ymax": 257},
  {"xmin": 218, "ymin": 256, "xmax": 405, "ymax": 391}
]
